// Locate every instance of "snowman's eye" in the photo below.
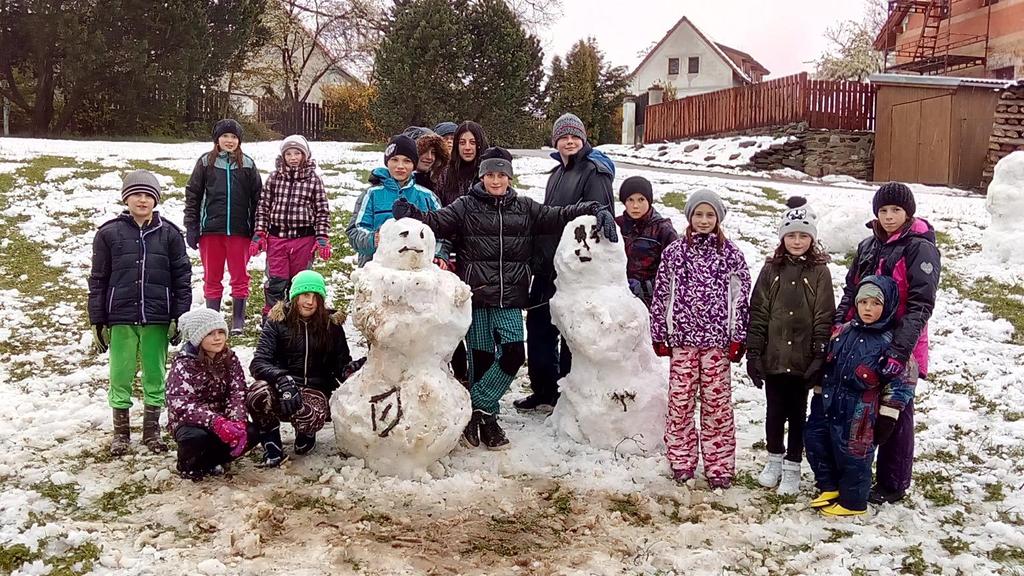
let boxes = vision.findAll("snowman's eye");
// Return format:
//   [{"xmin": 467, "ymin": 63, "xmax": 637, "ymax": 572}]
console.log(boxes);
[
  {"xmin": 420, "ymin": 230, "xmax": 425, "ymax": 239},
  {"xmin": 400, "ymin": 231, "xmax": 409, "ymax": 238}
]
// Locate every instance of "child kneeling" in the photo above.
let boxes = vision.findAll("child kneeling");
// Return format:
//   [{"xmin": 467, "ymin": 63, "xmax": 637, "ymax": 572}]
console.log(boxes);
[
  {"xmin": 804, "ymin": 276, "xmax": 915, "ymax": 515},
  {"xmin": 166, "ymin": 308, "xmax": 255, "ymax": 481}
]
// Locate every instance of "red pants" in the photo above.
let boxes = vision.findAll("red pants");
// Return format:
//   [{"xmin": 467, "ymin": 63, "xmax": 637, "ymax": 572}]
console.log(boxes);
[
  {"xmin": 263, "ymin": 235, "xmax": 316, "ymax": 314},
  {"xmin": 199, "ymin": 234, "xmax": 251, "ymax": 299},
  {"xmin": 665, "ymin": 346, "xmax": 736, "ymax": 479}
]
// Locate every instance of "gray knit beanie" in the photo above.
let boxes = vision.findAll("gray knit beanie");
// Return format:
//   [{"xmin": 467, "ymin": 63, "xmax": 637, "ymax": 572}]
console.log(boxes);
[
  {"xmin": 683, "ymin": 188, "xmax": 727, "ymax": 222},
  {"xmin": 777, "ymin": 196, "xmax": 818, "ymax": 240},
  {"xmin": 178, "ymin": 308, "xmax": 229, "ymax": 347},
  {"xmin": 856, "ymin": 282, "xmax": 885, "ymax": 306},
  {"xmin": 280, "ymin": 134, "xmax": 311, "ymax": 159},
  {"xmin": 551, "ymin": 113, "xmax": 587, "ymax": 146},
  {"xmin": 121, "ymin": 170, "xmax": 161, "ymax": 204}
]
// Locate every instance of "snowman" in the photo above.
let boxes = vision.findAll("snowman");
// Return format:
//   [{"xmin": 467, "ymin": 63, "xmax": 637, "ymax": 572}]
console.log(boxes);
[
  {"xmin": 985, "ymin": 151, "xmax": 1024, "ymax": 266},
  {"xmin": 330, "ymin": 218, "xmax": 473, "ymax": 478},
  {"xmin": 548, "ymin": 215, "xmax": 668, "ymax": 454}
]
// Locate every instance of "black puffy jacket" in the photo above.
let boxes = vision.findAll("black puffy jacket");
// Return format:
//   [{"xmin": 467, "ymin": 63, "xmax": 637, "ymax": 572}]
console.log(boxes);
[
  {"xmin": 418, "ymin": 183, "xmax": 600, "ymax": 308},
  {"xmin": 250, "ymin": 301, "xmax": 353, "ymax": 395},
  {"xmin": 532, "ymin": 142, "xmax": 615, "ymax": 275},
  {"xmin": 88, "ymin": 212, "xmax": 192, "ymax": 326},
  {"xmin": 184, "ymin": 152, "xmax": 263, "ymax": 238}
]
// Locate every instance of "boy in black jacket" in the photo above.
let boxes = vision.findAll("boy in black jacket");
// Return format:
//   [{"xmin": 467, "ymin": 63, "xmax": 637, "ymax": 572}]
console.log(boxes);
[{"xmin": 88, "ymin": 170, "xmax": 192, "ymax": 456}]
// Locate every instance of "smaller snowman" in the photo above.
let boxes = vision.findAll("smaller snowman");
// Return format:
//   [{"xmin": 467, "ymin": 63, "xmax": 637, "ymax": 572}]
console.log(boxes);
[
  {"xmin": 985, "ymin": 150, "xmax": 1024, "ymax": 266},
  {"xmin": 330, "ymin": 218, "xmax": 473, "ymax": 478},
  {"xmin": 549, "ymin": 215, "xmax": 668, "ymax": 454}
]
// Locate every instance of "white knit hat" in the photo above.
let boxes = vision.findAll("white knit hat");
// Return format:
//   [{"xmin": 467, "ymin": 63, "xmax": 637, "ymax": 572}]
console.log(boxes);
[
  {"xmin": 777, "ymin": 196, "xmax": 818, "ymax": 240},
  {"xmin": 178, "ymin": 308, "xmax": 228, "ymax": 347},
  {"xmin": 280, "ymin": 134, "xmax": 311, "ymax": 159}
]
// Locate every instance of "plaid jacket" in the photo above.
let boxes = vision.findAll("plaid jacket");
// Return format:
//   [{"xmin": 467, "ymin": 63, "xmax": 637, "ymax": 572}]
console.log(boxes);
[{"xmin": 254, "ymin": 156, "xmax": 330, "ymax": 238}]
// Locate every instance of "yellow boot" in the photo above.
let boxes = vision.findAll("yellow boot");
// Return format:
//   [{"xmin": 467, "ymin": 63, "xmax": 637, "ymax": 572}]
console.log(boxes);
[
  {"xmin": 809, "ymin": 491, "xmax": 840, "ymax": 509},
  {"xmin": 821, "ymin": 503, "xmax": 866, "ymax": 517}
]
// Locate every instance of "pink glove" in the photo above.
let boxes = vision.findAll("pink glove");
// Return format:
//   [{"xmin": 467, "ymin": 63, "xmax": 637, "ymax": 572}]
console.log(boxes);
[
  {"xmin": 433, "ymin": 257, "xmax": 451, "ymax": 271},
  {"xmin": 249, "ymin": 232, "xmax": 268, "ymax": 257},
  {"xmin": 229, "ymin": 425, "xmax": 248, "ymax": 458},
  {"xmin": 212, "ymin": 417, "xmax": 247, "ymax": 455},
  {"xmin": 313, "ymin": 236, "xmax": 331, "ymax": 261}
]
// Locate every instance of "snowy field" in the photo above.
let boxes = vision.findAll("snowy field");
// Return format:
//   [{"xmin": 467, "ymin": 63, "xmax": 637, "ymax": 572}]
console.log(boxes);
[{"xmin": 0, "ymin": 137, "xmax": 1022, "ymax": 575}]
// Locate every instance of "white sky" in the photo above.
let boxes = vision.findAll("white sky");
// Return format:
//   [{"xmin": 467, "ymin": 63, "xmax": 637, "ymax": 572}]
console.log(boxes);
[{"xmin": 538, "ymin": 0, "xmax": 868, "ymax": 78}]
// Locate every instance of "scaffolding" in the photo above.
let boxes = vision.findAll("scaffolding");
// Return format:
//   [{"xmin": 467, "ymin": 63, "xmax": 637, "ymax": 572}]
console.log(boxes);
[{"xmin": 873, "ymin": 0, "xmax": 993, "ymax": 76}]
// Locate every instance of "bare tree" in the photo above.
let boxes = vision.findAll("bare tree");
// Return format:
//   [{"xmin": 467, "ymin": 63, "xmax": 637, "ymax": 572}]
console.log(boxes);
[
  {"xmin": 500, "ymin": 0, "xmax": 562, "ymax": 29},
  {"xmin": 814, "ymin": 0, "xmax": 888, "ymax": 81}
]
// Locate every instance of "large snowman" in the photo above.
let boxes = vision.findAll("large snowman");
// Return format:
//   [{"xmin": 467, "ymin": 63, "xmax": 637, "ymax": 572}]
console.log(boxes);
[
  {"xmin": 330, "ymin": 218, "xmax": 473, "ymax": 478},
  {"xmin": 548, "ymin": 215, "xmax": 668, "ymax": 454},
  {"xmin": 985, "ymin": 151, "xmax": 1024, "ymax": 266}
]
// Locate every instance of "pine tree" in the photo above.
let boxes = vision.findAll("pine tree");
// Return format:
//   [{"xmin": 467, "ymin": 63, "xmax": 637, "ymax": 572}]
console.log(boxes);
[{"xmin": 544, "ymin": 38, "xmax": 627, "ymax": 145}]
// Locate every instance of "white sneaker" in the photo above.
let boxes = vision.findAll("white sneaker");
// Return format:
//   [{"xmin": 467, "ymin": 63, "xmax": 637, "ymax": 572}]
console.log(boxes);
[
  {"xmin": 777, "ymin": 460, "xmax": 801, "ymax": 495},
  {"xmin": 758, "ymin": 453, "xmax": 784, "ymax": 488}
]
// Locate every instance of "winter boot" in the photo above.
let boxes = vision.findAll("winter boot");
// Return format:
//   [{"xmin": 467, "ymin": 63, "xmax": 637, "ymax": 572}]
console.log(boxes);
[
  {"xmin": 257, "ymin": 426, "xmax": 288, "ymax": 468},
  {"xmin": 707, "ymin": 477, "xmax": 733, "ymax": 490},
  {"xmin": 294, "ymin": 432, "xmax": 316, "ymax": 455},
  {"xmin": 231, "ymin": 297, "xmax": 247, "ymax": 336},
  {"xmin": 110, "ymin": 408, "xmax": 131, "ymax": 457},
  {"xmin": 205, "ymin": 297, "xmax": 222, "ymax": 311},
  {"xmin": 821, "ymin": 503, "xmax": 866, "ymax": 517},
  {"xmin": 671, "ymin": 468, "xmax": 694, "ymax": 485},
  {"xmin": 461, "ymin": 411, "xmax": 482, "ymax": 448},
  {"xmin": 868, "ymin": 484, "xmax": 905, "ymax": 505},
  {"xmin": 477, "ymin": 410, "xmax": 509, "ymax": 450},
  {"xmin": 512, "ymin": 394, "xmax": 555, "ymax": 413},
  {"xmin": 777, "ymin": 460, "xmax": 801, "ymax": 495},
  {"xmin": 810, "ymin": 490, "xmax": 840, "ymax": 509},
  {"xmin": 142, "ymin": 405, "xmax": 168, "ymax": 453},
  {"xmin": 758, "ymin": 452, "xmax": 784, "ymax": 488}
]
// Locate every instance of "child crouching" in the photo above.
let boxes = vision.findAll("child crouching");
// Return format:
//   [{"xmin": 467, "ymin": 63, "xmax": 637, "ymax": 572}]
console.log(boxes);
[
  {"xmin": 804, "ymin": 275, "xmax": 916, "ymax": 515},
  {"xmin": 166, "ymin": 308, "xmax": 255, "ymax": 481}
]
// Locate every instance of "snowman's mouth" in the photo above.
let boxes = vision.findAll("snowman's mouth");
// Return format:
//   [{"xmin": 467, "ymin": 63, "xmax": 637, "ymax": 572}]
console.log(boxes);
[
  {"xmin": 399, "ymin": 246, "xmax": 424, "ymax": 253},
  {"xmin": 578, "ymin": 256, "xmax": 592, "ymax": 262}
]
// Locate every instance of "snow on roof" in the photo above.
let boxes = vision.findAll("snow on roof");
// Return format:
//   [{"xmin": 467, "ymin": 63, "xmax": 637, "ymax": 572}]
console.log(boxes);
[
  {"xmin": 629, "ymin": 16, "xmax": 755, "ymax": 84},
  {"xmin": 868, "ymin": 73, "xmax": 1013, "ymax": 90}
]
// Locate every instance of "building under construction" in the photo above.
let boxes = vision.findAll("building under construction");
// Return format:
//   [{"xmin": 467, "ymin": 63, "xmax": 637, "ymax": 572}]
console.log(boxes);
[{"xmin": 873, "ymin": 0, "xmax": 1023, "ymax": 78}]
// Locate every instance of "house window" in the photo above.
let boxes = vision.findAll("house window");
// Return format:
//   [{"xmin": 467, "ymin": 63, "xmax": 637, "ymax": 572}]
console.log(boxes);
[
  {"xmin": 982, "ymin": 0, "xmax": 1000, "ymax": 6},
  {"xmin": 668, "ymin": 58, "xmax": 680, "ymax": 75},
  {"xmin": 993, "ymin": 66, "xmax": 1015, "ymax": 80},
  {"xmin": 688, "ymin": 57, "xmax": 700, "ymax": 74}
]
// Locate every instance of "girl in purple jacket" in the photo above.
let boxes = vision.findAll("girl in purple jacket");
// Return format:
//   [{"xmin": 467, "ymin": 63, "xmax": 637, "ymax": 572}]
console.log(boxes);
[
  {"xmin": 650, "ymin": 189, "xmax": 751, "ymax": 489},
  {"xmin": 166, "ymin": 308, "xmax": 255, "ymax": 481}
]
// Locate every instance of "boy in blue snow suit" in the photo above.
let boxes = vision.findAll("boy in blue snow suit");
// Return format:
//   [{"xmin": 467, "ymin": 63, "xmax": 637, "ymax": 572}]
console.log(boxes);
[{"xmin": 804, "ymin": 275, "xmax": 916, "ymax": 516}]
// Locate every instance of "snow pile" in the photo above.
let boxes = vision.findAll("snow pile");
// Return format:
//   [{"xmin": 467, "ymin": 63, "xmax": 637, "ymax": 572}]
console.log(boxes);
[
  {"xmin": 984, "ymin": 150, "xmax": 1024, "ymax": 266},
  {"xmin": 330, "ymin": 218, "xmax": 473, "ymax": 478},
  {"xmin": 600, "ymin": 134, "xmax": 791, "ymax": 170},
  {"xmin": 817, "ymin": 203, "xmax": 874, "ymax": 255},
  {"xmin": 549, "ymin": 216, "xmax": 668, "ymax": 454}
]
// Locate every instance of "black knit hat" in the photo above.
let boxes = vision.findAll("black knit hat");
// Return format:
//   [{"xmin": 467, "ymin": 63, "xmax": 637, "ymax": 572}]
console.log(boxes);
[
  {"xmin": 619, "ymin": 176, "xmax": 653, "ymax": 204},
  {"xmin": 478, "ymin": 147, "xmax": 514, "ymax": 179},
  {"xmin": 213, "ymin": 118, "xmax": 243, "ymax": 142},
  {"xmin": 384, "ymin": 134, "xmax": 419, "ymax": 165},
  {"xmin": 872, "ymin": 182, "xmax": 916, "ymax": 217}
]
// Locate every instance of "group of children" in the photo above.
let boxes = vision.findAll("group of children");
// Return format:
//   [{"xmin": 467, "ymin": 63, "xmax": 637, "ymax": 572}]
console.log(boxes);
[{"xmin": 88, "ymin": 117, "xmax": 941, "ymax": 517}]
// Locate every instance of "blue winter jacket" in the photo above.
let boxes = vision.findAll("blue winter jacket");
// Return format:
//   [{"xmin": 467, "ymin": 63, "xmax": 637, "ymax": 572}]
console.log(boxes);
[
  {"xmin": 820, "ymin": 275, "xmax": 916, "ymax": 455},
  {"xmin": 345, "ymin": 167, "xmax": 448, "ymax": 266}
]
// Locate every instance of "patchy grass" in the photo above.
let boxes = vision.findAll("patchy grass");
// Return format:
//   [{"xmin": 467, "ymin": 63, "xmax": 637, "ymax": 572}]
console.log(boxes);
[
  {"xmin": 930, "ymin": 369, "xmax": 1000, "ymax": 415},
  {"xmin": 542, "ymin": 484, "xmax": 573, "ymax": 516},
  {"xmin": 46, "ymin": 541, "xmax": 101, "ymax": 576},
  {"xmin": 128, "ymin": 160, "xmax": 189, "ymax": 190},
  {"xmin": 750, "ymin": 439, "xmax": 767, "ymax": 451},
  {"xmin": 900, "ymin": 544, "xmax": 933, "ymax": 575},
  {"xmin": 915, "ymin": 470, "xmax": 956, "ymax": 507},
  {"xmin": 0, "ymin": 543, "xmax": 39, "ymax": 573},
  {"xmin": 91, "ymin": 480, "xmax": 155, "ymax": 517},
  {"xmin": 759, "ymin": 187, "xmax": 786, "ymax": 205},
  {"xmin": 14, "ymin": 155, "xmax": 108, "ymax": 184},
  {"xmin": 941, "ymin": 272, "xmax": 1024, "ymax": 345},
  {"xmin": 990, "ymin": 546, "xmax": 1024, "ymax": 565},
  {"xmin": 760, "ymin": 493, "xmax": 799, "ymax": 516},
  {"xmin": 940, "ymin": 536, "xmax": 971, "ymax": 555},
  {"xmin": 983, "ymin": 482, "xmax": 1006, "ymax": 503},
  {"xmin": 733, "ymin": 470, "xmax": 761, "ymax": 490},
  {"xmin": 606, "ymin": 495, "xmax": 652, "ymax": 526},
  {"xmin": 1005, "ymin": 411, "xmax": 1024, "ymax": 423},
  {"xmin": 32, "ymin": 480, "xmax": 81, "ymax": 510},
  {"xmin": 825, "ymin": 529, "xmax": 854, "ymax": 543},
  {"xmin": 352, "ymin": 143, "xmax": 386, "ymax": 153}
]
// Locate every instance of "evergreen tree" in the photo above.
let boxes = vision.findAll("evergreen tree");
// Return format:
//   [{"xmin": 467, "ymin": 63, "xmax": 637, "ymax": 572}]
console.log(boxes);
[
  {"xmin": 544, "ymin": 38, "xmax": 627, "ymax": 145},
  {"xmin": 371, "ymin": 0, "xmax": 469, "ymax": 135}
]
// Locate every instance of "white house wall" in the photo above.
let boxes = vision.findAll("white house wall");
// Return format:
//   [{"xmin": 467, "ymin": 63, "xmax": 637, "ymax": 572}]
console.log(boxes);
[{"xmin": 630, "ymin": 20, "xmax": 738, "ymax": 97}]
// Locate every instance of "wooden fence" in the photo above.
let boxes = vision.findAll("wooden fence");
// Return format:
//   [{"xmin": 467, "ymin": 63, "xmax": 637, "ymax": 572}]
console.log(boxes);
[
  {"xmin": 256, "ymin": 98, "xmax": 332, "ymax": 140},
  {"xmin": 643, "ymin": 73, "xmax": 876, "ymax": 142}
]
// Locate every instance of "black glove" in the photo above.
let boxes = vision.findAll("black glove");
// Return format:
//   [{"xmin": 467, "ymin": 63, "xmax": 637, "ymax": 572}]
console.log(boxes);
[
  {"xmin": 596, "ymin": 209, "xmax": 619, "ymax": 243},
  {"xmin": 874, "ymin": 414, "xmax": 897, "ymax": 445},
  {"xmin": 392, "ymin": 198, "xmax": 422, "ymax": 221},
  {"xmin": 93, "ymin": 324, "xmax": 109, "ymax": 354},
  {"xmin": 276, "ymin": 376, "xmax": 304, "ymax": 418},
  {"xmin": 745, "ymin": 353, "xmax": 764, "ymax": 389},
  {"xmin": 803, "ymin": 356, "xmax": 826, "ymax": 389},
  {"xmin": 168, "ymin": 320, "xmax": 181, "ymax": 346},
  {"xmin": 186, "ymin": 227, "xmax": 200, "ymax": 250}
]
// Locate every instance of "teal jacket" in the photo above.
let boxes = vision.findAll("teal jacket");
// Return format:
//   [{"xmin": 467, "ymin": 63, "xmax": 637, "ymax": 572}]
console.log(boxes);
[
  {"xmin": 346, "ymin": 167, "xmax": 448, "ymax": 266},
  {"xmin": 184, "ymin": 152, "xmax": 262, "ymax": 238}
]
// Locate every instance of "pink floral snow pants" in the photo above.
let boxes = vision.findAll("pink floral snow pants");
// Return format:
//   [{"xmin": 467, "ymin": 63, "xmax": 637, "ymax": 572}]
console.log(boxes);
[{"xmin": 665, "ymin": 346, "xmax": 736, "ymax": 479}]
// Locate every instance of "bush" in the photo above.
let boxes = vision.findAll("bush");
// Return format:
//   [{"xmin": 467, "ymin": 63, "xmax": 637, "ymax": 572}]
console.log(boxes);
[{"xmin": 322, "ymin": 83, "xmax": 382, "ymax": 143}]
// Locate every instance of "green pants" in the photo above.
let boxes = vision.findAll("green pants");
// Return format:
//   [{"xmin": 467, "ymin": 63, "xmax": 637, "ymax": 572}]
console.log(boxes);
[
  {"xmin": 108, "ymin": 324, "xmax": 169, "ymax": 409},
  {"xmin": 466, "ymin": 308, "xmax": 525, "ymax": 414}
]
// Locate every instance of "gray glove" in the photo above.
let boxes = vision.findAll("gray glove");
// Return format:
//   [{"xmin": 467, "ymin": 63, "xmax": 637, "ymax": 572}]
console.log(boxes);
[{"xmin": 596, "ymin": 210, "xmax": 619, "ymax": 243}]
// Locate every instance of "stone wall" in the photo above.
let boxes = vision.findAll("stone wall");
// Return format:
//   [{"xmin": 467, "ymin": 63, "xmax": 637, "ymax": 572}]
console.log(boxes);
[
  {"xmin": 982, "ymin": 83, "xmax": 1024, "ymax": 188},
  {"xmin": 747, "ymin": 129, "xmax": 874, "ymax": 181}
]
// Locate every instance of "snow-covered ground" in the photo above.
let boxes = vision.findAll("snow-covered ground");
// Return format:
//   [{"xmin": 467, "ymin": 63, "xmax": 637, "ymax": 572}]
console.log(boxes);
[{"xmin": 0, "ymin": 137, "xmax": 1022, "ymax": 576}]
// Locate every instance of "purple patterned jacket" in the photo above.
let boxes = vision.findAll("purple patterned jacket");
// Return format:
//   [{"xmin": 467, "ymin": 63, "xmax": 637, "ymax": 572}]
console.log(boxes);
[
  {"xmin": 166, "ymin": 344, "xmax": 248, "ymax": 432},
  {"xmin": 650, "ymin": 233, "xmax": 752, "ymax": 349}
]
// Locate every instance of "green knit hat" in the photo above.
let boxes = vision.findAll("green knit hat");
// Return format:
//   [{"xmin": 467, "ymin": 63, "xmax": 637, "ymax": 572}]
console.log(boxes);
[{"xmin": 289, "ymin": 270, "xmax": 327, "ymax": 301}]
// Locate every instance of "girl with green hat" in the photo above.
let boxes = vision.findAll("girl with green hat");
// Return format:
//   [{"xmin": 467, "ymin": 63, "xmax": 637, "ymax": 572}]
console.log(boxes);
[{"xmin": 246, "ymin": 270, "xmax": 356, "ymax": 465}]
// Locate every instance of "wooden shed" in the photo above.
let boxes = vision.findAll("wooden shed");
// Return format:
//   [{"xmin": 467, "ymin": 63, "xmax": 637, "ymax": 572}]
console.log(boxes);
[{"xmin": 871, "ymin": 74, "xmax": 1009, "ymax": 189}]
